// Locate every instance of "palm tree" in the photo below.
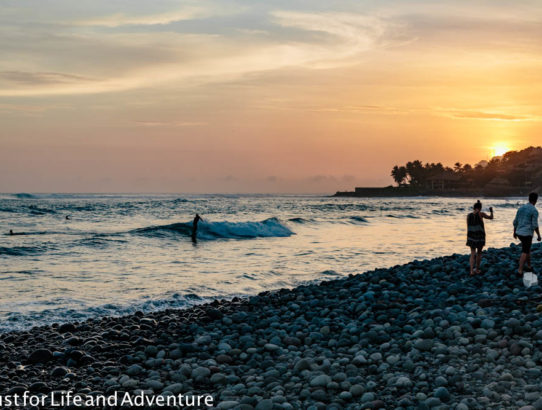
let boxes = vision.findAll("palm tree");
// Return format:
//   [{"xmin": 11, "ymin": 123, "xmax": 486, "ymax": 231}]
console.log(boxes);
[
  {"xmin": 406, "ymin": 160, "xmax": 425, "ymax": 186},
  {"xmin": 391, "ymin": 165, "xmax": 407, "ymax": 186}
]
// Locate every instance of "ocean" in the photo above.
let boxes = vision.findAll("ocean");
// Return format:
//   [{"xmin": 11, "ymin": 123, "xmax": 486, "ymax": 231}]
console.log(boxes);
[{"xmin": 0, "ymin": 193, "xmax": 530, "ymax": 332}]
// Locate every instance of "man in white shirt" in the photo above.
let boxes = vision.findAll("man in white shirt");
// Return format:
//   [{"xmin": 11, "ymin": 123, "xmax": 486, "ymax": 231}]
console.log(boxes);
[{"xmin": 513, "ymin": 192, "xmax": 541, "ymax": 275}]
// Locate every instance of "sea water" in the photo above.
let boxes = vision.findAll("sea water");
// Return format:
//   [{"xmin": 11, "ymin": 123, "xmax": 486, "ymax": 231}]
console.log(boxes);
[{"xmin": 0, "ymin": 193, "xmax": 530, "ymax": 331}]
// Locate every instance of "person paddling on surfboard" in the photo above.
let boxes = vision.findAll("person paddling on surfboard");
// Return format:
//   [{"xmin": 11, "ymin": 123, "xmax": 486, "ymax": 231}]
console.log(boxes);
[{"xmin": 192, "ymin": 214, "xmax": 203, "ymax": 242}]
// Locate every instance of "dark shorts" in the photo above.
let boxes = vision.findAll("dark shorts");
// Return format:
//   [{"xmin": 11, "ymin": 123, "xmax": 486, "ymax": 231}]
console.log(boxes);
[
  {"xmin": 518, "ymin": 235, "xmax": 533, "ymax": 253},
  {"xmin": 467, "ymin": 242, "xmax": 484, "ymax": 251},
  {"xmin": 466, "ymin": 237, "xmax": 485, "ymax": 249}
]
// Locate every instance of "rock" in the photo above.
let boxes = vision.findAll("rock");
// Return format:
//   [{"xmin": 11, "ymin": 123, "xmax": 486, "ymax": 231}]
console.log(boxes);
[
  {"xmin": 350, "ymin": 384, "xmax": 364, "ymax": 397},
  {"xmin": 310, "ymin": 374, "xmax": 331, "ymax": 387},
  {"xmin": 434, "ymin": 376, "xmax": 448, "ymax": 387},
  {"xmin": 414, "ymin": 339, "xmax": 434, "ymax": 352},
  {"xmin": 255, "ymin": 399, "xmax": 274, "ymax": 410},
  {"xmin": 264, "ymin": 343, "xmax": 280, "ymax": 352},
  {"xmin": 361, "ymin": 392, "xmax": 375, "ymax": 402},
  {"xmin": 122, "ymin": 378, "xmax": 138, "ymax": 388},
  {"xmin": 210, "ymin": 373, "xmax": 226, "ymax": 384},
  {"xmin": 395, "ymin": 376, "xmax": 412, "ymax": 387},
  {"xmin": 532, "ymin": 398, "xmax": 542, "ymax": 409},
  {"xmin": 192, "ymin": 367, "xmax": 211, "ymax": 379},
  {"xmin": 28, "ymin": 349, "xmax": 53, "ymax": 364},
  {"xmin": 510, "ymin": 343, "xmax": 522, "ymax": 355},
  {"xmin": 294, "ymin": 358, "xmax": 312, "ymax": 372},
  {"xmin": 433, "ymin": 387, "xmax": 450, "ymax": 402},
  {"xmin": 523, "ymin": 392, "xmax": 538, "ymax": 404},
  {"xmin": 7, "ymin": 386, "xmax": 27, "ymax": 395},
  {"xmin": 51, "ymin": 366, "xmax": 69, "ymax": 378},
  {"xmin": 126, "ymin": 364, "xmax": 144, "ymax": 376},
  {"xmin": 59, "ymin": 323, "xmax": 76, "ymax": 333},
  {"xmin": 353, "ymin": 355, "xmax": 368, "ymax": 365},
  {"xmin": 371, "ymin": 400, "xmax": 386, "ymax": 409},
  {"xmin": 216, "ymin": 354, "xmax": 232, "ymax": 364},
  {"xmin": 311, "ymin": 389, "xmax": 328, "ymax": 402},
  {"xmin": 370, "ymin": 352, "xmax": 382, "ymax": 362},
  {"xmin": 481, "ymin": 319, "xmax": 495, "ymax": 329},
  {"xmin": 217, "ymin": 401, "xmax": 240, "ymax": 409},
  {"xmin": 164, "ymin": 383, "xmax": 183, "ymax": 394},
  {"xmin": 195, "ymin": 335, "xmax": 212, "ymax": 345},
  {"xmin": 425, "ymin": 397, "xmax": 441, "ymax": 407},
  {"xmin": 29, "ymin": 382, "xmax": 49, "ymax": 393},
  {"xmin": 386, "ymin": 355, "xmax": 400, "ymax": 365},
  {"xmin": 339, "ymin": 391, "xmax": 352, "ymax": 400},
  {"xmin": 66, "ymin": 336, "xmax": 82, "ymax": 346},
  {"xmin": 146, "ymin": 380, "xmax": 164, "ymax": 390},
  {"xmin": 207, "ymin": 308, "xmax": 223, "ymax": 320}
]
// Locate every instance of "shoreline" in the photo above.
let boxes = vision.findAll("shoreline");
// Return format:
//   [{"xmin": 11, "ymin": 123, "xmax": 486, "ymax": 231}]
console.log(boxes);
[
  {"xmin": 333, "ymin": 191, "xmax": 527, "ymax": 199},
  {"xmin": 2, "ymin": 244, "xmax": 542, "ymax": 408}
]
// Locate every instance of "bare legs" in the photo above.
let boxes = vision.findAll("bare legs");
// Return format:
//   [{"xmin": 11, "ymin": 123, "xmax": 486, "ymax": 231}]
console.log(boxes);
[
  {"xmin": 469, "ymin": 248, "xmax": 476, "ymax": 276},
  {"xmin": 518, "ymin": 252, "xmax": 531, "ymax": 275},
  {"xmin": 476, "ymin": 249, "xmax": 483, "ymax": 273},
  {"xmin": 470, "ymin": 247, "xmax": 483, "ymax": 275}
]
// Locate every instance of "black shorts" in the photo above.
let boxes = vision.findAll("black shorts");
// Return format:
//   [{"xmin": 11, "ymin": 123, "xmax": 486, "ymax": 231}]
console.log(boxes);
[{"xmin": 518, "ymin": 235, "xmax": 533, "ymax": 253}]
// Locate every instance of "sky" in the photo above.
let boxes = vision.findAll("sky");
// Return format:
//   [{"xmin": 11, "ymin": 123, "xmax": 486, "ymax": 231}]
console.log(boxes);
[{"xmin": 1, "ymin": 0, "xmax": 542, "ymax": 193}]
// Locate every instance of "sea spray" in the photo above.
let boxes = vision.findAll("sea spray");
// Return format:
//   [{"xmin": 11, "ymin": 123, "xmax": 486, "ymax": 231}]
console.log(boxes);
[{"xmin": 133, "ymin": 217, "xmax": 294, "ymax": 240}]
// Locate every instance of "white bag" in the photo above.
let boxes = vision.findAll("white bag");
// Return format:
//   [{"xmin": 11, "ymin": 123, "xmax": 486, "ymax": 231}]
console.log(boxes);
[{"xmin": 523, "ymin": 272, "xmax": 538, "ymax": 288}]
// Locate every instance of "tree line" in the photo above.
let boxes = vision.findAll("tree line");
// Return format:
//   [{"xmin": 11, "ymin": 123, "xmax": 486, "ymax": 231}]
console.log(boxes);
[{"xmin": 391, "ymin": 146, "xmax": 542, "ymax": 188}]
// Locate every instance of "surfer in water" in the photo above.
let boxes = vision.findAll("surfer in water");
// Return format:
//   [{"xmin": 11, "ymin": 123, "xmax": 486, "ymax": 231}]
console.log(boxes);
[
  {"xmin": 9, "ymin": 230, "xmax": 25, "ymax": 236},
  {"xmin": 192, "ymin": 214, "xmax": 203, "ymax": 242}
]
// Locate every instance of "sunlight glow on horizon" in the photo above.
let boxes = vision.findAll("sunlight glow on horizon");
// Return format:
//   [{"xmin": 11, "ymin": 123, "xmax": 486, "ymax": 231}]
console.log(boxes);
[{"xmin": 490, "ymin": 143, "xmax": 512, "ymax": 158}]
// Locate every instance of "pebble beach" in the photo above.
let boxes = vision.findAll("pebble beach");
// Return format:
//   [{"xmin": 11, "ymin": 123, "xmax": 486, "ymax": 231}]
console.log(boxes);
[{"xmin": 2, "ymin": 243, "xmax": 542, "ymax": 409}]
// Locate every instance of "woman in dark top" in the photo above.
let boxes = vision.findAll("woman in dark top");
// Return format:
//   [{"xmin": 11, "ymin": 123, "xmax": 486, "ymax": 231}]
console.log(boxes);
[{"xmin": 467, "ymin": 200, "xmax": 494, "ymax": 276}]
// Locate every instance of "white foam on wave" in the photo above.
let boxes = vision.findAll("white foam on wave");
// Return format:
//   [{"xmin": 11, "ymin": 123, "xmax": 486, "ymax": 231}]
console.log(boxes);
[
  {"xmin": 136, "ymin": 217, "xmax": 294, "ymax": 240},
  {"xmin": 198, "ymin": 218, "xmax": 294, "ymax": 239}
]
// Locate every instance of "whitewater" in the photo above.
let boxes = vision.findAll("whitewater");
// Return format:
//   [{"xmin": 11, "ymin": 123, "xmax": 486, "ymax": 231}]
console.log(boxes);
[{"xmin": 0, "ymin": 193, "xmax": 531, "ymax": 331}]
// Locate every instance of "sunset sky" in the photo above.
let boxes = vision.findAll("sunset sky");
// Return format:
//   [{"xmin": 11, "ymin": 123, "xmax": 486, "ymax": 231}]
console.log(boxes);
[{"xmin": 1, "ymin": 0, "xmax": 542, "ymax": 193}]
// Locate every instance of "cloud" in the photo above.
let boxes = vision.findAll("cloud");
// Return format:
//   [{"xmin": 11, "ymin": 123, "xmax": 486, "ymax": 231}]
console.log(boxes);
[
  {"xmin": 272, "ymin": 11, "xmax": 386, "ymax": 41},
  {"xmin": 0, "ymin": 103, "xmax": 49, "ymax": 113},
  {"xmin": 440, "ymin": 109, "xmax": 540, "ymax": 121},
  {"xmin": 0, "ymin": 71, "xmax": 96, "ymax": 85},
  {"xmin": 0, "ymin": 8, "xmax": 398, "ymax": 97},
  {"xmin": 135, "ymin": 120, "xmax": 205, "ymax": 127},
  {"xmin": 310, "ymin": 105, "xmax": 412, "ymax": 114},
  {"xmin": 270, "ymin": 11, "xmax": 392, "ymax": 67},
  {"xmin": 74, "ymin": 7, "xmax": 206, "ymax": 27},
  {"xmin": 236, "ymin": 28, "xmax": 270, "ymax": 36},
  {"xmin": 311, "ymin": 105, "xmax": 541, "ymax": 121}
]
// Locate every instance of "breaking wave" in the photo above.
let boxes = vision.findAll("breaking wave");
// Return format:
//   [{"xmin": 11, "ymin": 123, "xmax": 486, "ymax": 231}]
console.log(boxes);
[{"xmin": 133, "ymin": 217, "xmax": 294, "ymax": 240}]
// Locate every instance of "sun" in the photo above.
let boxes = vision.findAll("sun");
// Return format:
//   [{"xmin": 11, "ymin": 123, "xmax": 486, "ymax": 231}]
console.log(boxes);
[{"xmin": 490, "ymin": 143, "xmax": 510, "ymax": 158}]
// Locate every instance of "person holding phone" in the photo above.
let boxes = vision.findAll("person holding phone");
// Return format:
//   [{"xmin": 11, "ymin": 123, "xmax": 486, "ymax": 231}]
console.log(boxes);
[{"xmin": 466, "ymin": 200, "xmax": 494, "ymax": 276}]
